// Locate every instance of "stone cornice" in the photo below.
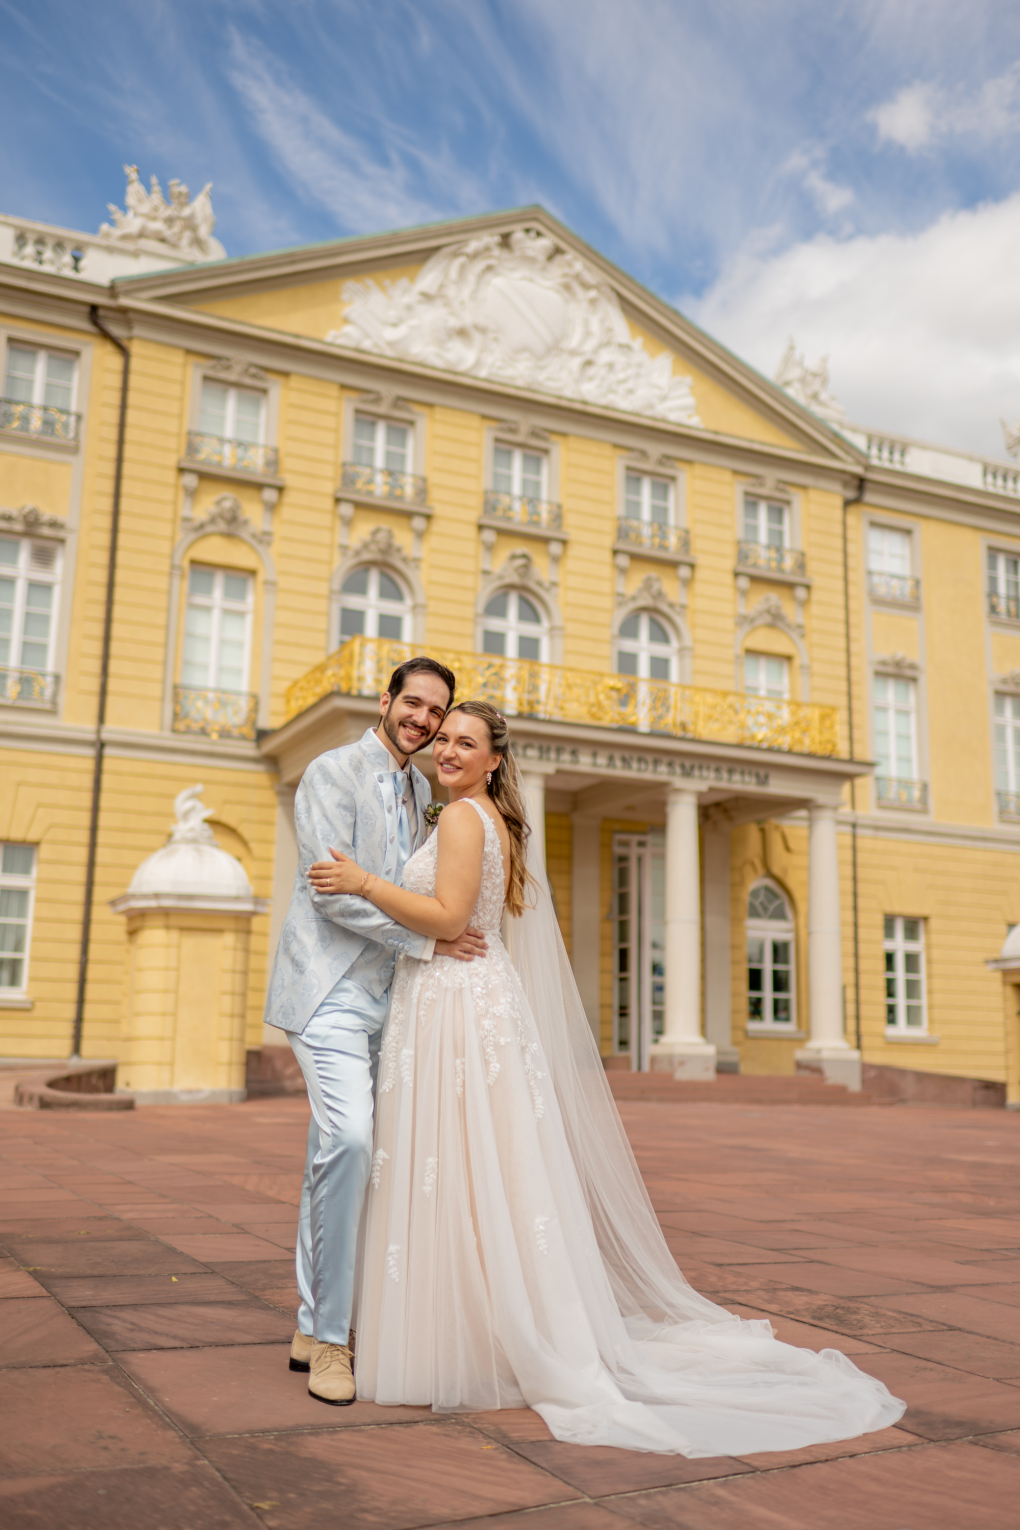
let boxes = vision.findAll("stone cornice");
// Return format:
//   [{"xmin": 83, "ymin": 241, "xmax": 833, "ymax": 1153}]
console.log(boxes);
[
  {"xmin": 111, "ymin": 295, "xmax": 862, "ymax": 489},
  {"xmin": 859, "ymin": 468, "xmax": 1020, "ymax": 536}
]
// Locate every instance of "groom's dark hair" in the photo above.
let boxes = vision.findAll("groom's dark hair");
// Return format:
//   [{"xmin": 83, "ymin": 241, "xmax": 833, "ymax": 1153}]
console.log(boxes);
[{"xmin": 386, "ymin": 656, "xmax": 456, "ymax": 707}]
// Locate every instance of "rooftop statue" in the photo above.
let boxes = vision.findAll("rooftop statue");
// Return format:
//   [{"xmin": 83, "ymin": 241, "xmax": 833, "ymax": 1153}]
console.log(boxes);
[
  {"xmin": 99, "ymin": 165, "xmax": 226, "ymax": 261},
  {"xmin": 1001, "ymin": 417, "xmax": 1020, "ymax": 460},
  {"xmin": 774, "ymin": 338, "xmax": 846, "ymax": 424}
]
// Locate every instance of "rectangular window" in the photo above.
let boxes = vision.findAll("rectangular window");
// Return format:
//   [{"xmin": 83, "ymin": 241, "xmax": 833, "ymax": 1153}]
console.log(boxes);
[
  {"xmin": 0, "ymin": 536, "xmax": 60, "ymax": 677},
  {"xmin": 624, "ymin": 472, "xmax": 672, "ymax": 526},
  {"xmin": 743, "ymin": 653, "xmax": 789, "ymax": 699},
  {"xmin": 181, "ymin": 567, "xmax": 253, "ymax": 692},
  {"xmin": 198, "ymin": 381, "xmax": 265, "ymax": 445},
  {"xmin": 352, "ymin": 414, "xmax": 410, "ymax": 474},
  {"xmin": 493, "ymin": 445, "xmax": 547, "ymax": 502},
  {"xmin": 873, "ymin": 675, "xmax": 917, "ymax": 779},
  {"xmin": 0, "ymin": 843, "xmax": 36, "ymax": 992},
  {"xmin": 995, "ymin": 694, "xmax": 1020, "ymax": 792},
  {"xmin": 883, "ymin": 915, "xmax": 927, "ymax": 1032},
  {"xmin": 988, "ymin": 549, "xmax": 1020, "ymax": 620},
  {"xmin": 743, "ymin": 495, "xmax": 788, "ymax": 548},
  {"xmin": 868, "ymin": 525, "xmax": 911, "ymax": 576},
  {"xmin": 4, "ymin": 344, "xmax": 76, "ymax": 412}
]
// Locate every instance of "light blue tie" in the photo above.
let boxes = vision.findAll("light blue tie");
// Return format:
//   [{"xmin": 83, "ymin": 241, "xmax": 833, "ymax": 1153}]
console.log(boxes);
[{"xmin": 393, "ymin": 771, "xmax": 412, "ymax": 868}]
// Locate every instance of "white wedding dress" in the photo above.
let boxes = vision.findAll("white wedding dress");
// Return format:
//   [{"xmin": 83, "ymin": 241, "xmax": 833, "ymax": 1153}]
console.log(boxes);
[{"xmin": 355, "ymin": 799, "xmax": 904, "ymax": 1454}]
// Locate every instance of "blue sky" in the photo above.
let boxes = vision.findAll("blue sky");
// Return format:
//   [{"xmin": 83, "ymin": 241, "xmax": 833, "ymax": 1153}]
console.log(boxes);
[{"xmin": 4, "ymin": 0, "xmax": 1020, "ymax": 456}]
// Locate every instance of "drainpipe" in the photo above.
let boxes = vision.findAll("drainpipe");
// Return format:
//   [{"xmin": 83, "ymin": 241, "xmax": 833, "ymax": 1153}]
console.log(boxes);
[
  {"xmin": 71, "ymin": 306, "xmax": 130, "ymax": 1058},
  {"xmin": 842, "ymin": 475, "xmax": 866, "ymax": 1054}
]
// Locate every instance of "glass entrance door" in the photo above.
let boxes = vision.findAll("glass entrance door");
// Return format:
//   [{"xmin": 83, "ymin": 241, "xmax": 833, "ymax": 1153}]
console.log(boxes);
[{"xmin": 613, "ymin": 831, "xmax": 666, "ymax": 1071}]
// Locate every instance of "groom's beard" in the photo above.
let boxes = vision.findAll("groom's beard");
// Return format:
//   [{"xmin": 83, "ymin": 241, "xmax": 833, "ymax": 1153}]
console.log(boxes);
[{"xmin": 379, "ymin": 710, "xmax": 433, "ymax": 762}]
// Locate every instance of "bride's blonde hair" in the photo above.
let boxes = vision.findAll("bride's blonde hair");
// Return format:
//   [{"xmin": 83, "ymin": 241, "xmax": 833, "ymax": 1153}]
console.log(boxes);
[{"xmin": 445, "ymin": 700, "xmax": 532, "ymax": 917}]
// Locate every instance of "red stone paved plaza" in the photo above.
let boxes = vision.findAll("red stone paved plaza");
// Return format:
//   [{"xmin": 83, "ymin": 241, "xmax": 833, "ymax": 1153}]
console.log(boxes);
[{"xmin": 2, "ymin": 1094, "xmax": 1020, "ymax": 1528}]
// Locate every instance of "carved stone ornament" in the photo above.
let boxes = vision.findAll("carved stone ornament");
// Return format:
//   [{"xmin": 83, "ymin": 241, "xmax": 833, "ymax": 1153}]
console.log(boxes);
[
  {"xmin": 329, "ymin": 229, "xmax": 701, "ymax": 426},
  {"xmin": 874, "ymin": 653, "xmax": 921, "ymax": 678},
  {"xmin": 191, "ymin": 494, "xmax": 268, "ymax": 545},
  {"xmin": 0, "ymin": 504, "xmax": 67, "ymax": 539},
  {"xmin": 99, "ymin": 165, "xmax": 226, "ymax": 261},
  {"xmin": 774, "ymin": 338, "xmax": 845, "ymax": 424},
  {"xmin": 998, "ymin": 670, "xmax": 1020, "ymax": 692},
  {"xmin": 209, "ymin": 357, "xmax": 267, "ymax": 385},
  {"xmin": 348, "ymin": 524, "xmax": 415, "ymax": 572},
  {"xmin": 616, "ymin": 572, "xmax": 683, "ymax": 619},
  {"xmin": 739, "ymin": 593, "xmax": 803, "ymax": 639}
]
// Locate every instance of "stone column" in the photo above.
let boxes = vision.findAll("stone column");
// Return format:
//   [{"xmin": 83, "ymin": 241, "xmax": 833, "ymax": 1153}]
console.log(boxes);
[
  {"xmin": 651, "ymin": 786, "xmax": 716, "ymax": 1079},
  {"xmin": 521, "ymin": 769, "xmax": 547, "ymax": 874},
  {"xmin": 571, "ymin": 813, "xmax": 602, "ymax": 1043},
  {"xmin": 702, "ymin": 821, "xmax": 739, "ymax": 1072},
  {"xmin": 795, "ymin": 802, "xmax": 861, "ymax": 1090}
]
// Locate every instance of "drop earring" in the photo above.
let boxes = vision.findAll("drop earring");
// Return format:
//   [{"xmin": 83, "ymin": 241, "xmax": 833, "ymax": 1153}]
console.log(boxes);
[{"xmin": 486, "ymin": 771, "xmax": 492, "ymax": 787}]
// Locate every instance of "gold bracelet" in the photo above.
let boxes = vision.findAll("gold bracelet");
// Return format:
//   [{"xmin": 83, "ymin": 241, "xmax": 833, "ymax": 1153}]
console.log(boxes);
[{"xmin": 359, "ymin": 872, "xmax": 375, "ymax": 899}]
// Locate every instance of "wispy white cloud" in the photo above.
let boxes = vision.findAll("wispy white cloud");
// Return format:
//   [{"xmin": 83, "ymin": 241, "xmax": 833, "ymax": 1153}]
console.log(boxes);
[
  {"xmin": 688, "ymin": 191, "xmax": 1020, "ymax": 459},
  {"xmin": 781, "ymin": 146, "xmax": 855, "ymax": 221},
  {"xmin": 224, "ymin": 27, "xmax": 487, "ymax": 236},
  {"xmin": 871, "ymin": 65, "xmax": 1020, "ymax": 153}
]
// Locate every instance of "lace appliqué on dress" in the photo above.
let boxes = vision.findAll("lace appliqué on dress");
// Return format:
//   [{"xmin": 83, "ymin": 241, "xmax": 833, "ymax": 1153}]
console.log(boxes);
[{"xmin": 370, "ymin": 1148, "xmax": 389, "ymax": 1188}]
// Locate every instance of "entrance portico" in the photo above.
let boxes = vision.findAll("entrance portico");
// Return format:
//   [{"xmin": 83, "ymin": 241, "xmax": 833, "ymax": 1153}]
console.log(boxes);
[{"xmin": 262, "ymin": 689, "xmax": 868, "ymax": 1089}]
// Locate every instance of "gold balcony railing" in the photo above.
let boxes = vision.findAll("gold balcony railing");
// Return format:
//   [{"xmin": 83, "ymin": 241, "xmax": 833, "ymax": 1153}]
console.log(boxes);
[
  {"xmin": 736, "ymin": 541, "xmax": 807, "ymax": 578},
  {"xmin": 340, "ymin": 461, "xmax": 428, "ymax": 506},
  {"xmin": 0, "ymin": 666, "xmax": 59, "ymax": 706},
  {"xmin": 1, "ymin": 398, "xmax": 81, "ymax": 444},
  {"xmin": 173, "ymin": 686, "xmax": 258, "ymax": 741},
  {"xmin": 285, "ymin": 636, "xmax": 841, "ymax": 757},
  {"xmin": 184, "ymin": 432, "xmax": 279, "ymax": 476},
  {"xmin": 615, "ymin": 518, "xmax": 690, "ymax": 557}
]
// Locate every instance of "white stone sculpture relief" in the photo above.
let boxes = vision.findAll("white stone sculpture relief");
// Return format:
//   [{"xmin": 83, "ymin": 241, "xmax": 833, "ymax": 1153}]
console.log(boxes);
[
  {"xmin": 1001, "ymin": 417, "xmax": 1020, "ymax": 460},
  {"xmin": 170, "ymin": 785, "xmax": 218, "ymax": 846},
  {"xmin": 329, "ymin": 230, "xmax": 701, "ymax": 426},
  {"xmin": 99, "ymin": 166, "xmax": 226, "ymax": 261},
  {"xmin": 774, "ymin": 339, "xmax": 845, "ymax": 424}
]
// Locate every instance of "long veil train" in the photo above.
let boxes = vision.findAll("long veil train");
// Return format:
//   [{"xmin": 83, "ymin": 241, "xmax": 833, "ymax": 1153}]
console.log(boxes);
[{"xmin": 499, "ymin": 835, "xmax": 905, "ymax": 1454}]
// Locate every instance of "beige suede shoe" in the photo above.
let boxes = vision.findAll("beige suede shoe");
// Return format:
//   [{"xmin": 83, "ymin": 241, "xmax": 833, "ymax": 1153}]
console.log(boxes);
[
  {"xmin": 289, "ymin": 1329, "xmax": 314, "ymax": 1373},
  {"xmin": 308, "ymin": 1339, "xmax": 356, "ymax": 1406}
]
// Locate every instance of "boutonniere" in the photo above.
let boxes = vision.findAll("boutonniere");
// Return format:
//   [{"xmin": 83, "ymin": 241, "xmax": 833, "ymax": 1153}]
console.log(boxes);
[{"xmin": 424, "ymin": 802, "xmax": 444, "ymax": 835}]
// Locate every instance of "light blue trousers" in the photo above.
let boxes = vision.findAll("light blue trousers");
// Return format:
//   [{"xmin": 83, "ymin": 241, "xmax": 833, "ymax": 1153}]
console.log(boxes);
[{"xmin": 288, "ymin": 979, "xmax": 389, "ymax": 1345}]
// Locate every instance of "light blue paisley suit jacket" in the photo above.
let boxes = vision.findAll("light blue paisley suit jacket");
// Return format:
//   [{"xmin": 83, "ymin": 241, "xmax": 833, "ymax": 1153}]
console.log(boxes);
[{"xmin": 264, "ymin": 728, "xmax": 433, "ymax": 1035}]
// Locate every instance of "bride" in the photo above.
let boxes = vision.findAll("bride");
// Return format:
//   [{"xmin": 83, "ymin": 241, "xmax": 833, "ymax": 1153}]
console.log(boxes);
[{"xmin": 316, "ymin": 699, "xmax": 905, "ymax": 1455}]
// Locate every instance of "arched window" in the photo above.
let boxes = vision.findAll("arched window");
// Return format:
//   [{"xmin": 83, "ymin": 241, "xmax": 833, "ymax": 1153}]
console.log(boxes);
[
  {"xmin": 746, "ymin": 880, "xmax": 795, "ymax": 1029},
  {"xmin": 482, "ymin": 589, "xmax": 547, "ymax": 662},
  {"xmin": 338, "ymin": 566, "xmax": 410, "ymax": 644},
  {"xmin": 616, "ymin": 612, "xmax": 676, "ymax": 682}
]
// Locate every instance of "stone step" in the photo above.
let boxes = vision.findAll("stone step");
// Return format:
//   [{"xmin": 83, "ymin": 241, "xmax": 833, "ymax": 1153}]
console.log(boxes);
[{"xmin": 606, "ymin": 1072, "xmax": 874, "ymax": 1106}]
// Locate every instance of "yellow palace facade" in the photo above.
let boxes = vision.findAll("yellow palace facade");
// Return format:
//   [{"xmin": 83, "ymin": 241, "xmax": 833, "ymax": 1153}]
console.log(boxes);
[{"xmin": 3, "ymin": 182, "xmax": 1020, "ymax": 1104}]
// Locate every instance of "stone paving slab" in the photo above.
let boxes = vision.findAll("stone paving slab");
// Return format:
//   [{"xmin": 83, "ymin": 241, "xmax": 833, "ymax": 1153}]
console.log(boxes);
[{"xmin": 1, "ymin": 1095, "xmax": 1019, "ymax": 1527}]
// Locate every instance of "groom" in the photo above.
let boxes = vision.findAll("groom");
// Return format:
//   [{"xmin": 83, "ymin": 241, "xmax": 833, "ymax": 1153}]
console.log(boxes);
[{"xmin": 265, "ymin": 655, "xmax": 482, "ymax": 1405}]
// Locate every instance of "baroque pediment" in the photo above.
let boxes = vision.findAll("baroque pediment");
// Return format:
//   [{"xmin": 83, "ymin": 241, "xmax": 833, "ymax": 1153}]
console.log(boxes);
[{"xmin": 327, "ymin": 229, "xmax": 701, "ymax": 426}]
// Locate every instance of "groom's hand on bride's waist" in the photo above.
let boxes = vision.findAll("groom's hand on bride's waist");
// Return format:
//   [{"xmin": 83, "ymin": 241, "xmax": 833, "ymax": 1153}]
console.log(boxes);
[{"xmin": 435, "ymin": 927, "xmax": 487, "ymax": 961}]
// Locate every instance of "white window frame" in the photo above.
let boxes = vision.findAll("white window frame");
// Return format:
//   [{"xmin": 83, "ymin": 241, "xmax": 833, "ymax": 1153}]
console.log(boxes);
[
  {"xmin": 988, "ymin": 547, "xmax": 1020, "ymax": 621},
  {"xmin": 994, "ymin": 693, "xmax": 1020, "ymax": 793},
  {"xmin": 743, "ymin": 493, "xmax": 790, "ymax": 549},
  {"xmin": 481, "ymin": 587, "xmax": 549, "ymax": 663},
  {"xmin": 337, "ymin": 564, "xmax": 412, "ymax": 645},
  {"xmin": 624, "ymin": 471, "xmax": 674, "ymax": 527},
  {"xmin": 198, "ymin": 379, "xmax": 266, "ymax": 445},
  {"xmin": 746, "ymin": 879, "xmax": 797, "ymax": 1033},
  {"xmin": 492, "ymin": 444, "xmax": 548, "ymax": 503},
  {"xmin": 0, "ymin": 535, "xmax": 62, "ymax": 675},
  {"xmin": 0, "ymin": 843, "xmax": 37, "ymax": 997},
  {"xmin": 883, "ymin": 915, "xmax": 928, "ymax": 1034},
  {"xmin": 873, "ymin": 673, "xmax": 918, "ymax": 781},
  {"xmin": 743, "ymin": 652, "xmax": 790, "ymax": 700},
  {"xmin": 3, "ymin": 341, "xmax": 78, "ymax": 413},
  {"xmin": 868, "ymin": 524, "xmax": 911, "ymax": 578},
  {"xmin": 616, "ymin": 610, "xmax": 677, "ymax": 683},
  {"xmin": 180, "ymin": 565, "xmax": 254, "ymax": 693},
  {"xmin": 351, "ymin": 413, "xmax": 412, "ymax": 475}
]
